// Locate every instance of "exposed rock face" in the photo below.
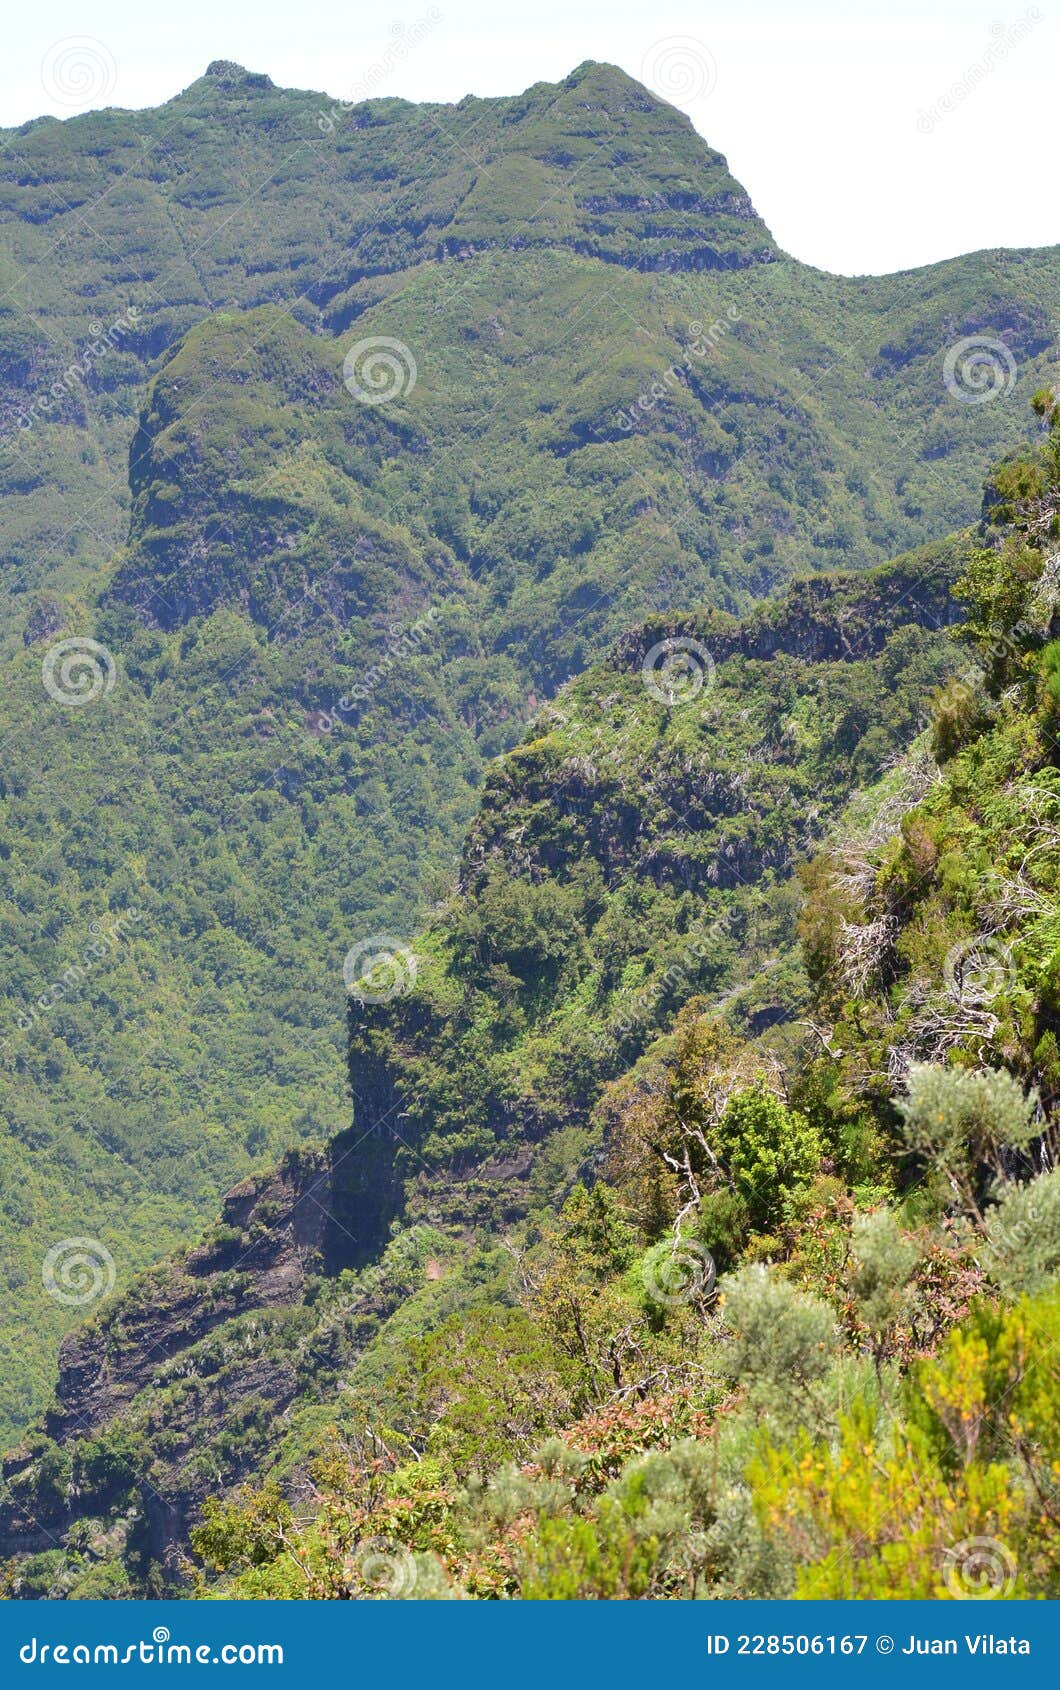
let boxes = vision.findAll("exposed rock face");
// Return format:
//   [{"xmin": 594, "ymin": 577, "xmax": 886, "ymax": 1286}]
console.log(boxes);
[
  {"xmin": 21, "ymin": 597, "xmax": 65, "ymax": 647},
  {"xmin": 45, "ymin": 1155, "xmax": 321, "ymax": 1444},
  {"xmin": 608, "ymin": 549, "xmax": 963, "ymax": 677},
  {"xmin": 0, "ymin": 1126, "xmax": 406, "ymax": 1573}
]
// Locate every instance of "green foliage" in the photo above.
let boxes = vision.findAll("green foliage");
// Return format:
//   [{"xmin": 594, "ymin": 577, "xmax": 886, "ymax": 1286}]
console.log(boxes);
[
  {"xmin": 406, "ymin": 1305, "xmax": 579, "ymax": 1479},
  {"xmin": 750, "ymin": 1288, "xmax": 1060, "ymax": 1597},
  {"xmin": 714, "ymin": 1087, "xmax": 823, "ymax": 1230},
  {"xmin": 848, "ymin": 1209, "xmax": 919, "ymax": 1352},
  {"xmin": 719, "ymin": 1265, "xmax": 836, "ymax": 1401},
  {"xmin": 4, "ymin": 46, "xmax": 1041, "ymax": 1447},
  {"xmin": 518, "ymin": 1495, "xmax": 660, "ymax": 1600},
  {"xmin": 983, "ymin": 1168, "xmax": 1060, "ymax": 1296},
  {"xmin": 4, "ymin": 92, "xmax": 1060, "ymax": 1594},
  {"xmin": 895, "ymin": 1063, "xmax": 1039, "ymax": 1221},
  {"xmin": 191, "ymin": 1482, "xmax": 295, "ymax": 1575},
  {"xmin": 750, "ymin": 1403, "xmax": 1028, "ymax": 1598}
]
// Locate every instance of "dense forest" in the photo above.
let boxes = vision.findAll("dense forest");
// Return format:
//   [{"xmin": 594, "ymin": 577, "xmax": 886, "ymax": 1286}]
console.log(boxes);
[
  {"xmin": 3, "ymin": 400, "xmax": 1059, "ymax": 1598},
  {"xmin": 1, "ymin": 59, "xmax": 1059, "ymax": 1602},
  {"xmin": 2, "ymin": 58, "xmax": 1059, "ymax": 1444}
]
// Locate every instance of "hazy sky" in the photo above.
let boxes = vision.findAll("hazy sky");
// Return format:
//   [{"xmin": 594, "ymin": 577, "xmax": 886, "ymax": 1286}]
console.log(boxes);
[{"xmin": 3, "ymin": 0, "xmax": 1055, "ymax": 275}]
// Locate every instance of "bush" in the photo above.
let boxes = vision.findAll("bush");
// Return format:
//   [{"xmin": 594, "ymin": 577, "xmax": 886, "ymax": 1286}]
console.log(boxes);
[
  {"xmin": 517, "ymin": 1495, "xmax": 659, "ymax": 1600},
  {"xmin": 895, "ymin": 1064, "xmax": 1039, "ymax": 1222},
  {"xmin": 983, "ymin": 1168, "xmax": 1060, "ymax": 1296},
  {"xmin": 715, "ymin": 1087, "xmax": 823, "ymax": 1231},
  {"xmin": 719, "ymin": 1265, "xmax": 836, "ymax": 1401},
  {"xmin": 930, "ymin": 676, "xmax": 991, "ymax": 762},
  {"xmin": 849, "ymin": 1209, "xmax": 919, "ymax": 1357}
]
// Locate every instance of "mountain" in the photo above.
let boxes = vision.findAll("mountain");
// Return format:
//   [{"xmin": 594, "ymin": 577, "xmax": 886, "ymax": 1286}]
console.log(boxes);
[
  {"xmin": 0, "ymin": 538, "xmax": 970, "ymax": 1591},
  {"xmin": 6, "ymin": 403, "xmax": 1060, "ymax": 1599},
  {"xmin": 2, "ymin": 58, "xmax": 1060, "ymax": 1458}
]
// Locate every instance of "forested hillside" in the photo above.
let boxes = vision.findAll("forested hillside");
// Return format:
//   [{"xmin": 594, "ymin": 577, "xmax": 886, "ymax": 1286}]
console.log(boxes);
[
  {"xmin": 2, "ymin": 58, "xmax": 1060, "ymax": 1520},
  {"xmin": 0, "ymin": 529, "xmax": 978, "ymax": 1592},
  {"xmin": 6, "ymin": 399, "xmax": 1056, "ymax": 1602}
]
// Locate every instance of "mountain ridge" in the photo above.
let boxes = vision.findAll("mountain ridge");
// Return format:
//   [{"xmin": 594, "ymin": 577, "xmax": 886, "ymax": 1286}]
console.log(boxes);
[
  {"xmin": 0, "ymin": 537, "xmax": 969, "ymax": 1584},
  {"xmin": 2, "ymin": 57, "xmax": 1060, "ymax": 1461}
]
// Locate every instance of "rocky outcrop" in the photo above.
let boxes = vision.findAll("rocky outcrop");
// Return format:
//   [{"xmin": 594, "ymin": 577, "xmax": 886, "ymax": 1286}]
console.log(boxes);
[
  {"xmin": 0, "ymin": 1119, "xmax": 407, "ymax": 1574},
  {"xmin": 608, "ymin": 541, "xmax": 966, "ymax": 676}
]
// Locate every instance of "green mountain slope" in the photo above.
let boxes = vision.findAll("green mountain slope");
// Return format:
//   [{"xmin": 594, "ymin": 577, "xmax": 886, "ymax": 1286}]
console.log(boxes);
[
  {"xmin": 0, "ymin": 543, "xmax": 968, "ymax": 1590},
  {"xmin": 0, "ymin": 57, "xmax": 1057, "ymax": 611},
  {"xmin": 7, "ymin": 411, "xmax": 1059, "ymax": 1601},
  {"xmin": 0, "ymin": 57, "xmax": 774, "ymax": 597},
  {"xmin": 3, "ymin": 58, "xmax": 1060, "ymax": 1453}
]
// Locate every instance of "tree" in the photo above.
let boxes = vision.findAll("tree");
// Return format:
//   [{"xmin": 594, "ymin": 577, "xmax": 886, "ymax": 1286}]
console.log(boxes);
[
  {"xmin": 409, "ymin": 1305, "xmax": 577, "ymax": 1479},
  {"xmin": 715, "ymin": 1086, "xmax": 823, "ymax": 1232}
]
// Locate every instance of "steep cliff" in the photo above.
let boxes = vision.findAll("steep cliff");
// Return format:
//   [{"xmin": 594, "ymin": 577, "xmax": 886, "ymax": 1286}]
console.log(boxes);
[{"xmin": 0, "ymin": 541, "xmax": 967, "ymax": 1591}]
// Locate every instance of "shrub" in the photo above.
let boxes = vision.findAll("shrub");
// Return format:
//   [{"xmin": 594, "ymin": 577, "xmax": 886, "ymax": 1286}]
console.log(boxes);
[
  {"xmin": 895, "ymin": 1063, "xmax": 1039, "ymax": 1223},
  {"xmin": 715, "ymin": 1087, "xmax": 823, "ymax": 1231},
  {"xmin": 749, "ymin": 1402, "xmax": 1027, "ymax": 1598},
  {"xmin": 983, "ymin": 1168, "xmax": 1060, "ymax": 1296},
  {"xmin": 517, "ymin": 1494, "xmax": 659, "ymax": 1600},
  {"xmin": 719, "ymin": 1265, "xmax": 836, "ymax": 1402},
  {"xmin": 849, "ymin": 1208, "xmax": 919, "ymax": 1358}
]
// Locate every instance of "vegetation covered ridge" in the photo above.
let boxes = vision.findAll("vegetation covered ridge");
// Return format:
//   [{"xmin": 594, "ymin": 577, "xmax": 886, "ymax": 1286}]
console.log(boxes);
[
  {"xmin": 0, "ymin": 523, "xmax": 978, "ymax": 1594},
  {"xmin": 185, "ymin": 396, "xmax": 1060, "ymax": 1602}
]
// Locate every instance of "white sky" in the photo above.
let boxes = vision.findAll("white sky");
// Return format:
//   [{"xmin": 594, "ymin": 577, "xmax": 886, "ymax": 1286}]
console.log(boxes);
[{"xmin": 2, "ymin": 0, "xmax": 1056, "ymax": 275}]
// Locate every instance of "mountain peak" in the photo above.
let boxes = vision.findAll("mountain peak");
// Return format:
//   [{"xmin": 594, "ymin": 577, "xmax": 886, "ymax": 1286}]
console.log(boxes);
[
  {"xmin": 563, "ymin": 59, "xmax": 651, "ymax": 90},
  {"xmin": 202, "ymin": 59, "xmax": 274, "ymax": 89}
]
